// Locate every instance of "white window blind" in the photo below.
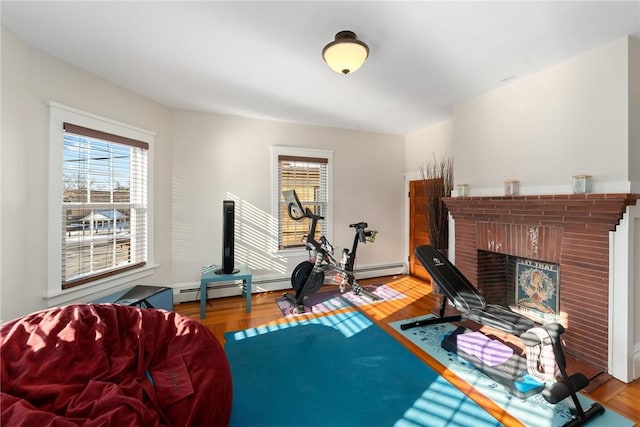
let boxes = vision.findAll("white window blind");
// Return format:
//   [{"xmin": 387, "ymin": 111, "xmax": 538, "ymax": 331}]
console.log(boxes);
[
  {"xmin": 278, "ymin": 155, "xmax": 328, "ymax": 249},
  {"xmin": 61, "ymin": 122, "xmax": 148, "ymax": 289}
]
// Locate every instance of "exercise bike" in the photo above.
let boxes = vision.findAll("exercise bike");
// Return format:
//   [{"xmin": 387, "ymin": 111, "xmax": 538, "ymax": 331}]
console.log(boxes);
[{"xmin": 282, "ymin": 190, "xmax": 380, "ymax": 314}]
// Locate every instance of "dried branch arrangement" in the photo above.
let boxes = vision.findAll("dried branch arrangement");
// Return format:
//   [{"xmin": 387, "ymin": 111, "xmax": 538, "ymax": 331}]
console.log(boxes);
[{"xmin": 418, "ymin": 156, "xmax": 453, "ymax": 250}]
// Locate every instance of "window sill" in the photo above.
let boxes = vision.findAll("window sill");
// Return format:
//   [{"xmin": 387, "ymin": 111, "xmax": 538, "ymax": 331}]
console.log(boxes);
[{"xmin": 44, "ymin": 263, "xmax": 159, "ymax": 307}]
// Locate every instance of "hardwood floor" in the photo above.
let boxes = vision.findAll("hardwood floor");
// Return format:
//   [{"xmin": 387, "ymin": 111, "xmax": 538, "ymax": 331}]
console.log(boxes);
[{"xmin": 173, "ymin": 275, "xmax": 640, "ymax": 426}]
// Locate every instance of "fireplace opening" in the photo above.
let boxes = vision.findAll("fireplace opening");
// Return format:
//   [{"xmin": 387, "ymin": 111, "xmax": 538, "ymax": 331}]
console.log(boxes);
[{"xmin": 477, "ymin": 250, "xmax": 561, "ymax": 324}]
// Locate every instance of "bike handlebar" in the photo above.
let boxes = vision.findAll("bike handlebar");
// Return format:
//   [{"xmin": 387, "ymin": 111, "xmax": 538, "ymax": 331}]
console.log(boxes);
[
  {"xmin": 287, "ymin": 203, "xmax": 324, "ymax": 221},
  {"xmin": 283, "ymin": 190, "xmax": 375, "ymax": 248},
  {"xmin": 349, "ymin": 222, "xmax": 368, "ymax": 229}
]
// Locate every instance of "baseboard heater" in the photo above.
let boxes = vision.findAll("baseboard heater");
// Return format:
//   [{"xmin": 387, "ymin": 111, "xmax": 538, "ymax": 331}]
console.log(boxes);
[
  {"xmin": 173, "ymin": 262, "xmax": 406, "ymax": 304},
  {"xmin": 354, "ymin": 262, "xmax": 406, "ymax": 277}
]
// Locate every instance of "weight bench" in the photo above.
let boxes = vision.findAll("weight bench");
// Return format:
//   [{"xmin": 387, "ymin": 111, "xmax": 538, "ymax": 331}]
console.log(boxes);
[
  {"xmin": 402, "ymin": 245, "xmax": 605, "ymax": 426},
  {"xmin": 400, "ymin": 245, "xmax": 535, "ymax": 335}
]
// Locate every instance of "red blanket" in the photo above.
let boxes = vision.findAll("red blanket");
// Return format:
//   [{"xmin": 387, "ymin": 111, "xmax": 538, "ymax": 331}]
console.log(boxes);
[{"xmin": 1, "ymin": 304, "xmax": 232, "ymax": 426}]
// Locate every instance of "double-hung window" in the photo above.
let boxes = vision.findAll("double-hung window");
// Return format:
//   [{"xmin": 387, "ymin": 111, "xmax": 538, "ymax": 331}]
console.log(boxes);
[
  {"xmin": 48, "ymin": 102, "xmax": 154, "ymax": 300},
  {"xmin": 272, "ymin": 146, "xmax": 333, "ymax": 251},
  {"xmin": 62, "ymin": 123, "xmax": 148, "ymax": 288}
]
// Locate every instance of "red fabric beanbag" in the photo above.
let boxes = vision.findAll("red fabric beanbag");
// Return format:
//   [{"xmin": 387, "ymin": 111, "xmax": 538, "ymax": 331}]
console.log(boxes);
[{"xmin": 1, "ymin": 304, "xmax": 232, "ymax": 426}]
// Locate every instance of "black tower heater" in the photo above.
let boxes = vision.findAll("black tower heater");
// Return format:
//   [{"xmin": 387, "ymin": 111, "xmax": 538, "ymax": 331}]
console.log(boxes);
[{"xmin": 216, "ymin": 200, "xmax": 239, "ymax": 274}]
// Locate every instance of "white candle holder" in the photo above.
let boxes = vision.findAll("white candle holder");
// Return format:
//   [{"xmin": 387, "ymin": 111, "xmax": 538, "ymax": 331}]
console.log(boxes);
[
  {"xmin": 572, "ymin": 175, "xmax": 592, "ymax": 194},
  {"xmin": 504, "ymin": 180, "xmax": 519, "ymax": 196}
]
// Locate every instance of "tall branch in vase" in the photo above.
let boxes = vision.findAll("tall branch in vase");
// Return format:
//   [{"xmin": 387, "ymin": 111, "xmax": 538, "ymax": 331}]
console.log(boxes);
[{"xmin": 419, "ymin": 156, "xmax": 453, "ymax": 251}]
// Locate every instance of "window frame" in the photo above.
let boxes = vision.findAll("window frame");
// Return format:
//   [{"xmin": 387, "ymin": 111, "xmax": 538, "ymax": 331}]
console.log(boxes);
[
  {"xmin": 46, "ymin": 102, "xmax": 156, "ymax": 306},
  {"xmin": 271, "ymin": 146, "xmax": 333, "ymax": 255}
]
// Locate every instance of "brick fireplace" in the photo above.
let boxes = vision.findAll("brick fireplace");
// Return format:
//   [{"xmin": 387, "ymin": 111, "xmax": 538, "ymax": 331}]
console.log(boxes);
[{"xmin": 444, "ymin": 193, "xmax": 639, "ymax": 370}]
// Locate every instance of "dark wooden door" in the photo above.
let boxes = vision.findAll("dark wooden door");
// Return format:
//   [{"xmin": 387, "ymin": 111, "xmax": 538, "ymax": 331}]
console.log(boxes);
[{"xmin": 409, "ymin": 180, "xmax": 430, "ymax": 280}]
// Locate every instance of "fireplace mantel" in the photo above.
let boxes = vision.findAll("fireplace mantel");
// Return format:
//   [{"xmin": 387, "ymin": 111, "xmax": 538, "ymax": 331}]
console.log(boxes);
[
  {"xmin": 444, "ymin": 193, "xmax": 640, "ymax": 232},
  {"xmin": 442, "ymin": 193, "xmax": 639, "ymax": 370}
]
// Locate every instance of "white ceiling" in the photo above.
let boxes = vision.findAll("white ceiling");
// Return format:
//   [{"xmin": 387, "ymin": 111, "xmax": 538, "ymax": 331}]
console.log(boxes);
[{"xmin": 2, "ymin": 1, "xmax": 639, "ymax": 135}]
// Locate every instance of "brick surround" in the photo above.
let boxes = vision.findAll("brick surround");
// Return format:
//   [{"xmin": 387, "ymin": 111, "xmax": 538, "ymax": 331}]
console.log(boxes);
[{"xmin": 444, "ymin": 193, "xmax": 639, "ymax": 369}]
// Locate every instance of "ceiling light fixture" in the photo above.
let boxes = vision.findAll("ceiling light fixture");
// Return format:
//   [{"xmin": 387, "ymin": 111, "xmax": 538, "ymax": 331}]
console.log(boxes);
[{"xmin": 322, "ymin": 30, "xmax": 369, "ymax": 75}]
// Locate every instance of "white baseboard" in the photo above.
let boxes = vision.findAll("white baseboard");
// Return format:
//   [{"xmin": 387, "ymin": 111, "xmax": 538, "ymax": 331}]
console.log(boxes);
[{"xmin": 172, "ymin": 262, "xmax": 407, "ymax": 304}]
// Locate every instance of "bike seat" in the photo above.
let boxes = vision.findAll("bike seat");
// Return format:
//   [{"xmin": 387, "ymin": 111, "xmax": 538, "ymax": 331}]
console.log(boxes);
[{"xmin": 349, "ymin": 222, "xmax": 368, "ymax": 229}]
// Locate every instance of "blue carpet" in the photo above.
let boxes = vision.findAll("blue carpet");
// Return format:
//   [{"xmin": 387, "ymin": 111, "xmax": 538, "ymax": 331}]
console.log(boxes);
[
  {"xmin": 390, "ymin": 315, "xmax": 635, "ymax": 427},
  {"xmin": 225, "ymin": 311, "xmax": 502, "ymax": 427}
]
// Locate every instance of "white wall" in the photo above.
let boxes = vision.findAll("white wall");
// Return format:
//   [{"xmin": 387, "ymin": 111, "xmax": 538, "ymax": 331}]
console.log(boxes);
[
  {"xmin": 453, "ymin": 37, "xmax": 631, "ymax": 196},
  {"xmin": 630, "ymin": 37, "xmax": 640, "ymax": 192},
  {"xmin": 404, "ymin": 119, "xmax": 453, "ymax": 175},
  {"xmin": 632, "ymin": 37, "xmax": 640, "ymax": 379},
  {"xmin": 1, "ymin": 26, "xmax": 174, "ymax": 322},
  {"xmin": 171, "ymin": 110, "xmax": 406, "ymax": 288},
  {"xmin": 1, "ymin": 28, "xmax": 29, "ymax": 322}
]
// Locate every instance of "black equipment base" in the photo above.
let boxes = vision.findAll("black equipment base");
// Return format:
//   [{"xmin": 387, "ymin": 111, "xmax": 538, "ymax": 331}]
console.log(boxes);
[{"xmin": 442, "ymin": 326, "xmax": 544, "ymax": 399}]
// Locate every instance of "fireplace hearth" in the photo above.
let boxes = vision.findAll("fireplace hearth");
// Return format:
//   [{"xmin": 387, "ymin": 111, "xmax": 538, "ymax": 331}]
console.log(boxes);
[{"xmin": 444, "ymin": 193, "xmax": 639, "ymax": 370}]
